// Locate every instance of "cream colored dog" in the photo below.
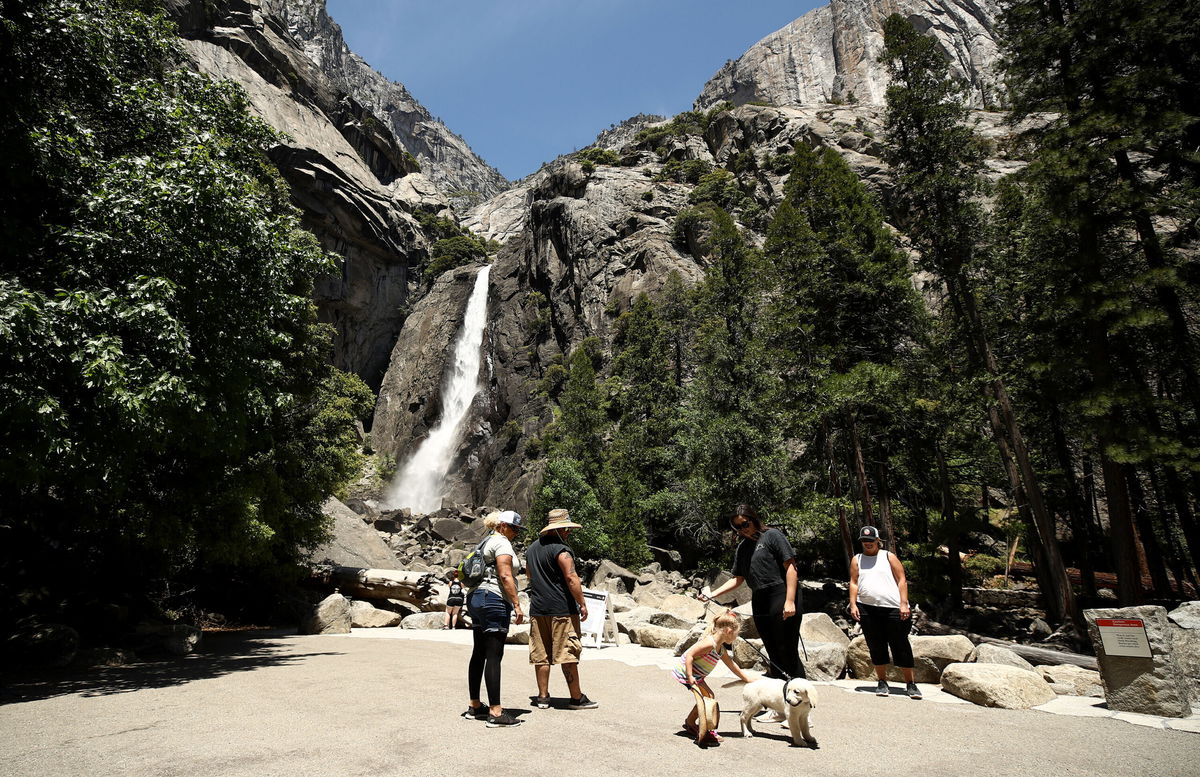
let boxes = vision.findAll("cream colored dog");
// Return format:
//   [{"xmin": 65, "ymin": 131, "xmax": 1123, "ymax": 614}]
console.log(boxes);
[{"xmin": 739, "ymin": 677, "xmax": 818, "ymax": 748}]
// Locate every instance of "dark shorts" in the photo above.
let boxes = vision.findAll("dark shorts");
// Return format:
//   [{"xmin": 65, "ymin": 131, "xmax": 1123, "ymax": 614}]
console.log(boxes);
[
  {"xmin": 446, "ymin": 597, "xmax": 464, "ymax": 607},
  {"xmin": 467, "ymin": 588, "xmax": 511, "ymax": 633}
]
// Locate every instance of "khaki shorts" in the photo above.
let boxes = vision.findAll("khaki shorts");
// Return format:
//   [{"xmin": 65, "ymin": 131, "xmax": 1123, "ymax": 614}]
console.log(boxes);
[{"xmin": 528, "ymin": 615, "xmax": 583, "ymax": 665}]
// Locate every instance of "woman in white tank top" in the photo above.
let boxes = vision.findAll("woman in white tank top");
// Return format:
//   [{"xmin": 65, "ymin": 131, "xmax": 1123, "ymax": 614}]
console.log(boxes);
[{"xmin": 849, "ymin": 525, "xmax": 921, "ymax": 699}]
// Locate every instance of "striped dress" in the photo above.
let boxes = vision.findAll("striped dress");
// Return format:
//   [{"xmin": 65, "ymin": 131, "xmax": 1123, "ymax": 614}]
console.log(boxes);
[{"xmin": 672, "ymin": 643, "xmax": 723, "ymax": 686}]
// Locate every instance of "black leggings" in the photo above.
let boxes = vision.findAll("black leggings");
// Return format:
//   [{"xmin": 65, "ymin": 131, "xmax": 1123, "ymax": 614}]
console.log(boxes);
[
  {"xmin": 858, "ymin": 602, "xmax": 914, "ymax": 668},
  {"xmin": 468, "ymin": 629, "xmax": 508, "ymax": 706},
  {"xmin": 752, "ymin": 584, "xmax": 804, "ymax": 679}
]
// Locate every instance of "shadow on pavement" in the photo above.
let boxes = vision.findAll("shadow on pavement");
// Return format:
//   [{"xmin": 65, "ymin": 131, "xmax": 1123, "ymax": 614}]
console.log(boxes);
[{"xmin": 1, "ymin": 630, "xmax": 341, "ymax": 705}]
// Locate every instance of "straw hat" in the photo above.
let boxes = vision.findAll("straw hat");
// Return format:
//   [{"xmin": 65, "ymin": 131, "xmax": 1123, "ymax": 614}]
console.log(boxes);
[{"xmin": 540, "ymin": 508, "xmax": 583, "ymax": 534}]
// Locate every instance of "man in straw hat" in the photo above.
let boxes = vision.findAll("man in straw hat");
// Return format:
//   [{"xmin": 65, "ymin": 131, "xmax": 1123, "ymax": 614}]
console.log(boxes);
[{"xmin": 525, "ymin": 508, "xmax": 598, "ymax": 710}]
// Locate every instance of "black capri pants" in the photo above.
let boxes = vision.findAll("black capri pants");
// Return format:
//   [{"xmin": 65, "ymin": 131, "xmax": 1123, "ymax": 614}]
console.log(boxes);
[
  {"xmin": 752, "ymin": 583, "xmax": 804, "ymax": 679},
  {"xmin": 858, "ymin": 602, "xmax": 914, "ymax": 668}
]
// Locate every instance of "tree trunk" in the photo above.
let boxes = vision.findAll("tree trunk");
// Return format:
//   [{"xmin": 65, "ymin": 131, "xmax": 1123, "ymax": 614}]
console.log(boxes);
[
  {"xmin": 1127, "ymin": 470, "xmax": 1173, "ymax": 597},
  {"xmin": 877, "ymin": 461, "xmax": 897, "ymax": 549},
  {"xmin": 1050, "ymin": 403, "xmax": 1096, "ymax": 597},
  {"xmin": 316, "ymin": 567, "xmax": 439, "ymax": 607},
  {"xmin": 849, "ymin": 415, "xmax": 875, "ymax": 525},
  {"xmin": 825, "ymin": 421, "xmax": 855, "ymax": 574},
  {"xmin": 936, "ymin": 446, "xmax": 963, "ymax": 610}
]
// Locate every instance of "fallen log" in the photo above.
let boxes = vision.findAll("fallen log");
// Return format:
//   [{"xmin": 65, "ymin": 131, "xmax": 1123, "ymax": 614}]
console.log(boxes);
[
  {"xmin": 313, "ymin": 566, "xmax": 439, "ymax": 609},
  {"xmin": 920, "ymin": 619, "xmax": 1097, "ymax": 670}
]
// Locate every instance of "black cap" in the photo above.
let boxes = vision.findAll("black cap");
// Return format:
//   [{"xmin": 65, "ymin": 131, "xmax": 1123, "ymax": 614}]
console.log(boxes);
[{"xmin": 858, "ymin": 526, "xmax": 880, "ymax": 541}]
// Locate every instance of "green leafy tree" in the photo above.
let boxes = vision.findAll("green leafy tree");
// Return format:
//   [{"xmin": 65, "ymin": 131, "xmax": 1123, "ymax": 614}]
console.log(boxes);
[
  {"xmin": 529, "ymin": 457, "xmax": 609, "ymax": 559},
  {"xmin": 0, "ymin": 0, "xmax": 372, "ymax": 627},
  {"xmin": 677, "ymin": 208, "xmax": 786, "ymax": 554}
]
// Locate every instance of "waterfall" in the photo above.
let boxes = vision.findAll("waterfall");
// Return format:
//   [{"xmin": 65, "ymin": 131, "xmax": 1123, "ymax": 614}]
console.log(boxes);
[{"xmin": 386, "ymin": 264, "xmax": 491, "ymax": 513}]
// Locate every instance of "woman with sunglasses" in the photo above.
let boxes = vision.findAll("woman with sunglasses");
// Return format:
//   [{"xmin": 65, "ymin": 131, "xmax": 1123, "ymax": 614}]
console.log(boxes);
[
  {"xmin": 698, "ymin": 504, "xmax": 804, "ymax": 682},
  {"xmin": 849, "ymin": 525, "xmax": 921, "ymax": 699}
]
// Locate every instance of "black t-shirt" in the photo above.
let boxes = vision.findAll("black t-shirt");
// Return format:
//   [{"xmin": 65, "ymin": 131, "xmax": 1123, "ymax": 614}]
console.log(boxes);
[
  {"xmin": 447, "ymin": 581, "xmax": 464, "ymax": 602},
  {"xmin": 526, "ymin": 536, "xmax": 578, "ymax": 617},
  {"xmin": 732, "ymin": 527, "xmax": 796, "ymax": 591}
]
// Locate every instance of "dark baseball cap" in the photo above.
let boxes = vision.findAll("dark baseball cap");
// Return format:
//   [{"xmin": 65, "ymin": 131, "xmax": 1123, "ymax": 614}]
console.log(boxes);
[{"xmin": 858, "ymin": 526, "xmax": 881, "ymax": 541}]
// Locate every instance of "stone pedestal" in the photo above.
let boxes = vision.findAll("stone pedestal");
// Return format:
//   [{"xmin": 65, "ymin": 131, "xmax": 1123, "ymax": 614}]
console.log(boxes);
[{"xmin": 1084, "ymin": 605, "xmax": 1192, "ymax": 718}]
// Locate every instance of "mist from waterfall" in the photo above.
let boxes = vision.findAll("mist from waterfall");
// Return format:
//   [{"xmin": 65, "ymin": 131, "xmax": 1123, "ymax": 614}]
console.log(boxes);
[{"xmin": 386, "ymin": 264, "xmax": 491, "ymax": 513}]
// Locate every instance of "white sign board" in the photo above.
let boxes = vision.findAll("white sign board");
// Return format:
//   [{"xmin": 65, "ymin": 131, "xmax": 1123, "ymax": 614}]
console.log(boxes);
[
  {"xmin": 580, "ymin": 588, "xmax": 611, "ymax": 647},
  {"xmin": 1096, "ymin": 618, "xmax": 1153, "ymax": 658}
]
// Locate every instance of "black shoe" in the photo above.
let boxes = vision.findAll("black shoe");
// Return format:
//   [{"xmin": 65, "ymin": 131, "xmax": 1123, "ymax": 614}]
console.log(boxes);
[
  {"xmin": 875, "ymin": 680, "xmax": 890, "ymax": 697},
  {"xmin": 486, "ymin": 711, "xmax": 522, "ymax": 727},
  {"xmin": 906, "ymin": 682, "xmax": 923, "ymax": 700},
  {"xmin": 567, "ymin": 694, "xmax": 598, "ymax": 709},
  {"xmin": 533, "ymin": 695, "xmax": 551, "ymax": 709},
  {"xmin": 462, "ymin": 705, "xmax": 487, "ymax": 721}
]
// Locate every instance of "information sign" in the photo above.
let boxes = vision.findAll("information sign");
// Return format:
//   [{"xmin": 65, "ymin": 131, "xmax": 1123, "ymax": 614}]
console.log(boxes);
[{"xmin": 1095, "ymin": 618, "xmax": 1153, "ymax": 658}]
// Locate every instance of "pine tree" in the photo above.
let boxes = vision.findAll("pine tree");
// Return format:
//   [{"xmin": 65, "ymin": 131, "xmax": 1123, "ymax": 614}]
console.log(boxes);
[
  {"xmin": 881, "ymin": 13, "xmax": 1079, "ymax": 625},
  {"xmin": 997, "ymin": 0, "xmax": 1200, "ymax": 599}
]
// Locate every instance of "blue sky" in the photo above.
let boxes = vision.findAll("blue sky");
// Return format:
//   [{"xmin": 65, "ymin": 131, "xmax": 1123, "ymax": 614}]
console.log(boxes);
[{"xmin": 326, "ymin": 0, "xmax": 821, "ymax": 181}]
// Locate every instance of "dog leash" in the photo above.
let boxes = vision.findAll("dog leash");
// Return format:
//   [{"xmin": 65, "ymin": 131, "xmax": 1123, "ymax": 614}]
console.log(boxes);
[{"xmin": 697, "ymin": 596, "xmax": 808, "ymax": 681}]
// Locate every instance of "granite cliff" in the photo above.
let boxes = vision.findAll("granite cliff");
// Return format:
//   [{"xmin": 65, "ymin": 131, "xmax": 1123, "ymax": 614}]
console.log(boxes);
[
  {"xmin": 265, "ymin": 0, "xmax": 509, "ymax": 209},
  {"xmin": 695, "ymin": 0, "xmax": 1001, "ymax": 110}
]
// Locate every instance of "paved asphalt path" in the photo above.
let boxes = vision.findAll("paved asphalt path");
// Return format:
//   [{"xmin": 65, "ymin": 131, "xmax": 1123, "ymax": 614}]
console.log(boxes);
[{"xmin": 1, "ymin": 628, "xmax": 1195, "ymax": 777}]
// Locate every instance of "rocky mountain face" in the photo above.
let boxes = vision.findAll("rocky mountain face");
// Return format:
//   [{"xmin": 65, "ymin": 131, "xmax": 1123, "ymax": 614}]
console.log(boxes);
[
  {"xmin": 263, "ymin": 0, "xmax": 509, "ymax": 209},
  {"xmin": 375, "ymin": 103, "xmax": 1023, "ymax": 512},
  {"xmin": 165, "ymin": 0, "xmax": 457, "ymax": 390},
  {"xmin": 695, "ymin": 0, "xmax": 1002, "ymax": 110}
]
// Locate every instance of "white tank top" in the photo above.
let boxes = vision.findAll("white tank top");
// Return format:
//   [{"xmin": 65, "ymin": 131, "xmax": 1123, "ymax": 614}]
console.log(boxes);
[{"xmin": 855, "ymin": 549, "xmax": 902, "ymax": 608}]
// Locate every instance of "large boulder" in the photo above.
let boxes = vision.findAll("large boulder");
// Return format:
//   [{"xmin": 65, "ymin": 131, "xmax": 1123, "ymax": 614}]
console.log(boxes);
[
  {"xmin": 1166, "ymin": 601, "xmax": 1200, "ymax": 630},
  {"xmin": 308, "ymin": 497, "xmax": 397, "ymax": 569},
  {"xmin": 627, "ymin": 623, "xmax": 690, "ymax": 650},
  {"xmin": 1168, "ymin": 616, "xmax": 1200, "ymax": 704},
  {"xmin": 349, "ymin": 600, "xmax": 403, "ymax": 628},
  {"xmin": 1038, "ymin": 664, "xmax": 1104, "ymax": 697},
  {"xmin": 591, "ymin": 560, "xmax": 640, "ymax": 594},
  {"xmin": 800, "ymin": 612, "xmax": 849, "ymax": 647},
  {"xmin": 801, "ymin": 640, "xmax": 848, "ymax": 682},
  {"xmin": 615, "ymin": 606, "xmax": 694, "ymax": 633},
  {"xmin": 941, "ymin": 663, "xmax": 1057, "ymax": 709},
  {"xmin": 301, "ymin": 593, "xmax": 352, "ymax": 635},
  {"xmin": 968, "ymin": 643, "xmax": 1038, "ymax": 674},
  {"xmin": 631, "ymin": 580, "xmax": 674, "ymax": 608},
  {"xmin": 506, "ymin": 623, "xmax": 531, "ymax": 645},
  {"xmin": 400, "ymin": 612, "xmax": 446, "ymax": 630},
  {"xmin": 658, "ymin": 594, "xmax": 705, "ymax": 623},
  {"xmin": 847, "ymin": 634, "xmax": 974, "ymax": 682},
  {"xmin": 1085, "ymin": 605, "xmax": 1193, "ymax": 717}
]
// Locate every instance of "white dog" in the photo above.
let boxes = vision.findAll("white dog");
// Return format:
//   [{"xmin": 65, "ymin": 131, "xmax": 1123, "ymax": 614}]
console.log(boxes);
[{"xmin": 740, "ymin": 677, "xmax": 818, "ymax": 748}]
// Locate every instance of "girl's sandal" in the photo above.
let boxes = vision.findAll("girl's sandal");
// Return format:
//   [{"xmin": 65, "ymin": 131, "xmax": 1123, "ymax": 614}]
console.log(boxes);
[{"xmin": 705, "ymin": 729, "xmax": 723, "ymax": 743}]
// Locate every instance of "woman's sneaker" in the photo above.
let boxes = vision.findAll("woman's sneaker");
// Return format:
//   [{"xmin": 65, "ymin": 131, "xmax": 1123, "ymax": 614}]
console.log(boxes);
[
  {"xmin": 532, "ymin": 696, "xmax": 551, "ymax": 709},
  {"xmin": 486, "ymin": 711, "xmax": 522, "ymax": 727},
  {"xmin": 567, "ymin": 694, "xmax": 598, "ymax": 709},
  {"xmin": 906, "ymin": 682, "xmax": 923, "ymax": 700},
  {"xmin": 875, "ymin": 680, "xmax": 890, "ymax": 696},
  {"xmin": 462, "ymin": 706, "xmax": 487, "ymax": 721}
]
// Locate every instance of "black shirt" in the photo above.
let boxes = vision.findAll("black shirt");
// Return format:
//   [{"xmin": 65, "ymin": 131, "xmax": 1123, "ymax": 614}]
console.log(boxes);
[
  {"xmin": 732, "ymin": 527, "xmax": 796, "ymax": 591},
  {"xmin": 525, "ymin": 536, "xmax": 578, "ymax": 617}
]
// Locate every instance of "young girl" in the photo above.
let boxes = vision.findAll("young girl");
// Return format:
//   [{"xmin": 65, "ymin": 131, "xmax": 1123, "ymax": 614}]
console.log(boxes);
[{"xmin": 672, "ymin": 611, "xmax": 756, "ymax": 743}]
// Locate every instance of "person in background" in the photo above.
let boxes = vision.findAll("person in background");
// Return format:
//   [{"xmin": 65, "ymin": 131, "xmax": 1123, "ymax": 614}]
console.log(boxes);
[
  {"xmin": 525, "ymin": 508, "xmax": 598, "ymax": 710},
  {"xmin": 444, "ymin": 570, "xmax": 464, "ymax": 629},
  {"xmin": 699, "ymin": 504, "xmax": 804, "ymax": 682},
  {"xmin": 463, "ymin": 510, "xmax": 526, "ymax": 727},
  {"xmin": 849, "ymin": 525, "xmax": 921, "ymax": 699}
]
